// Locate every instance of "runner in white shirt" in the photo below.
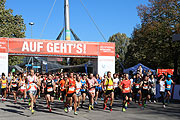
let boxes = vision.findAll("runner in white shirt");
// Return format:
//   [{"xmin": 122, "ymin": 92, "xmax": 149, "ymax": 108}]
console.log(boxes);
[
  {"xmin": 76, "ymin": 76, "xmax": 82, "ymax": 111},
  {"xmin": 27, "ymin": 69, "xmax": 37, "ymax": 114},
  {"xmin": 113, "ymin": 74, "xmax": 120, "ymax": 99},
  {"xmin": 159, "ymin": 75, "xmax": 166, "ymax": 108},
  {"xmin": 19, "ymin": 74, "xmax": 27, "ymax": 102}
]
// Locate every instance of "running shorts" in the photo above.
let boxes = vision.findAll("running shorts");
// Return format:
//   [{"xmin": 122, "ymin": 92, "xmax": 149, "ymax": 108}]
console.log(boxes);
[
  {"xmin": 142, "ymin": 90, "xmax": 148, "ymax": 98},
  {"xmin": 29, "ymin": 90, "xmax": 37, "ymax": 96},
  {"xmin": 105, "ymin": 90, "xmax": 114, "ymax": 96},
  {"xmin": 122, "ymin": 93, "xmax": 131, "ymax": 100},
  {"xmin": 67, "ymin": 92, "xmax": 76, "ymax": 97}
]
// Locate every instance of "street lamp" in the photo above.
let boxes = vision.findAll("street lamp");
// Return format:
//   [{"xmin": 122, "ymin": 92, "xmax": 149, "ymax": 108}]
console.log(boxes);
[
  {"xmin": 29, "ymin": 22, "xmax": 34, "ymax": 38},
  {"xmin": 29, "ymin": 22, "xmax": 35, "ymax": 70}
]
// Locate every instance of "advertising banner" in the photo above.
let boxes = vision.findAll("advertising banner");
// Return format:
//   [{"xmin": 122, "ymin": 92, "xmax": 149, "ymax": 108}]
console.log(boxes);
[
  {"xmin": 157, "ymin": 69, "xmax": 174, "ymax": 75},
  {"xmin": 0, "ymin": 53, "xmax": 8, "ymax": 77},
  {"xmin": 0, "ymin": 38, "xmax": 115, "ymax": 57},
  {"xmin": 98, "ymin": 56, "xmax": 115, "ymax": 77}
]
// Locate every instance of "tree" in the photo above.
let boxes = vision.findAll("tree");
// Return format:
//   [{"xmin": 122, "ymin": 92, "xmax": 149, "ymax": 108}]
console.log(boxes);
[
  {"xmin": 0, "ymin": 0, "xmax": 26, "ymax": 66},
  {"xmin": 108, "ymin": 33, "xmax": 130, "ymax": 72},
  {"xmin": 125, "ymin": 0, "xmax": 180, "ymax": 70}
]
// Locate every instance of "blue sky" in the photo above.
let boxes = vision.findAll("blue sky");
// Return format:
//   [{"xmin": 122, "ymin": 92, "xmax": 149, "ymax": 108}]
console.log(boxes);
[{"xmin": 5, "ymin": 0, "xmax": 149, "ymax": 42}]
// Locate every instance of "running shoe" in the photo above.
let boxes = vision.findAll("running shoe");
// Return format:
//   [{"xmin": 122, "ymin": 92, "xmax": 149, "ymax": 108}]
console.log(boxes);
[
  {"xmin": 94, "ymin": 101, "xmax": 98, "ymax": 105},
  {"xmin": 49, "ymin": 108, "xmax": 52, "ymax": 112},
  {"xmin": 109, "ymin": 106, "xmax": 112, "ymax": 111},
  {"xmin": 138, "ymin": 103, "xmax": 142, "ymax": 106},
  {"xmin": 47, "ymin": 105, "xmax": 50, "ymax": 108},
  {"xmin": 163, "ymin": 105, "xmax": 166, "ymax": 108},
  {"xmin": 143, "ymin": 104, "xmax": 147, "ymax": 108},
  {"xmin": 64, "ymin": 107, "xmax": 68, "ymax": 113},
  {"xmin": 32, "ymin": 110, "xmax": 35, "ymax": 114},
  {"xmin": 103, "ymin": 104, "xmax": 107, "ymax": 110},
  {"xmin": 68, "ymin": 107, "xmax": 72, "ymax": 112},
  {"xmin": 74, "ymin": 112, "xmax": 78, "ymax": 115},
  {"xmin": 77, "ymin": 107, "xmax": 79, "ymax": 111},
  {"xmin": 29, "ymin": 107, "xmax": 32, "ymax": 111},
  {"xmin": 89, "ymin": 105, "xmax": 91, "ymax": 111},
  {"xmin": 91, "ymin": 105, "xmax": 94, "ymax": 110},
  {"xmin": 122, "ymin": 108, "xmax": 126, "ymax": 112},
  {"xmin": 28, "ymin": 101, "xmax": 31, "ymax": 106},
  {"xmin": 125, "ymin": 102, "xmax": 128, "ymax": 109},
  {"xmin": 59, "ymin": 97, "xmax": 61, "ymax": 101}
]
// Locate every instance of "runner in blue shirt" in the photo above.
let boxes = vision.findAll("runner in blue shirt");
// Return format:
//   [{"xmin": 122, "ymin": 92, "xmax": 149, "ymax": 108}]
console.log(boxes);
[{"xmin": 165, "ymin": 75, "xmax": 174, "ymax": 104}]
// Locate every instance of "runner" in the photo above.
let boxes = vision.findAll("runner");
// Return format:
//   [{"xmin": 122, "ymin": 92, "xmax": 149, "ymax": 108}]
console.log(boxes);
[
  {"xmin": 87, "ymin": 73, "xmax": 98, "ymax": 111},
  {"xmin": 95, "ymin": 74, "xmax": 101, "ymax": 104},
  {"xmin": 120, "ymin": 74, "xmax": 132, "ymax": 112},
  {"xmin": 36, "ymin": 75, "xmax": 41, "ymax": 99},
  {"xmin": 102, "ymin": 74, "xmax": 107, "ymax": 95},
  {"xmin": 133, "ymin": 73, "xmax": 142, "ymax": 106},
  {"xmin": 54, "ymin": 74, "xmax": 59, "ymax": 99},
  {"xmin": 19, "ymin": 73, "xmax": 27, "ymax": 102},
  {"xmin": 7, "ymin": 73, "xmax": 13, "ymax": 98},
  {"xmin": 165, "ymin": 75, "xmax": 174, "ymax": 104},
  {"xmin": 45, "ymin": 74, "xmax": 56, "ymax": 112},
  {"xmin": 59, "ymin": 74, "xmax": 66, "ymax": 102},
  {"xmin": 27, "ymin": 69, "xmax": 38, "ymax": 114},
  {"xmin": 159, "ymin": 75, "xmax": 166, "ymax": 108},
  {"xmin": 113, "ymin": 73, "xmax": 120, "ymax": 99},
  {"xmin": 64, "ymin": 72, "xmax": 78, "ymax": 115},
  {"xmin": 80, "ymin": 74, "xmax": 87, "ymax": 108},
  {"xmin": 9, "ymin": 75, "xmax": 19, "ymax": 103},
  {"xmin": 140, "ymin": 75, "xmax": 150, "ymax": 109},
  {"xmin": 76, "ymin": 75, "xmax": 82, "ymax": 111},
  {"xmin": 103, "ymin": 71, "xmax": 114, "ymax": 111},
  {"xmin": 148, "ymin": 74, "xmax": 156, "ymax": 103},
  {"xmin": 0, "ymin": 73, "xmax": 8, "ymax": 101}
]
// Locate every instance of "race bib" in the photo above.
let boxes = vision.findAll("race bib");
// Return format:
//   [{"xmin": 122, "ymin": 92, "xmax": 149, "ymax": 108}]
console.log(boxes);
[
  {"xmin": 143, "ymin": 86, "xmax": 148, "ymax": 89},
  {"xmin": 12, "ymin": 84, "xmax": 17, "ymax": 87},
  {"xmin": 76, "ymin": 89, "xmax": 80, "ymax": 93},
  {"xmin": 69, "ymin": 87, "xmax": 75, "ymax": 91},
  {"xmin": 108, "ymin": 86, "xmax": 113, "ymax": 89},
  {"xmin": 135, "ymin": 84, "xmax": 139, "ymax": 89},
  {"xmin": 125, "ymin": 87, "xmax": 130, "ymax": 90},
  {"xmin": 167, "ymin": 85, "xmax": 171, "ymax": 89},
  {"xmin": 114, "ymin": 83, "xmax": 118, "ymax": 87},
  {"xmin": 47, "ymin": 87, "xmax": 53, "ymax": 92},
  {"xmin": 89, "ymin": 89, "xmax": 95, "ymax": 93}
]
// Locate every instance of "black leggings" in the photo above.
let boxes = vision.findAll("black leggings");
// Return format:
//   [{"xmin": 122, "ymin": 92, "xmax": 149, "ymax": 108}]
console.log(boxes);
[{"xmin": 160, "ymin": 92, "xmax": 165, "ymax": 105}]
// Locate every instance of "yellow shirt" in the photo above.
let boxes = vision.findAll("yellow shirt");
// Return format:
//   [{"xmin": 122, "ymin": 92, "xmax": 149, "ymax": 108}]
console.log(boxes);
[
  {"xmin": 105, "ymin": 77, "xmax": 114, "ymax": 91},
  {"xmin": 1, "ymin": 79, "xmax": 7, "ymax": 88}
]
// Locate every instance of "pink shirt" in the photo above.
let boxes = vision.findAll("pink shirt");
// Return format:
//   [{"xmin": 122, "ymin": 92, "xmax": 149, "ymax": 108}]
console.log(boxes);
[{"xmin": 87, "ymin": 77, "xmax": 98, "ymax": 90}]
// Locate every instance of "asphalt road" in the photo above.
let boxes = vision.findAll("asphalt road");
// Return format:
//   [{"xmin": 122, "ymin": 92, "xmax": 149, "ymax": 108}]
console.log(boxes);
[{"xmin": 0, "ymin": 97, "xmax": 179, "ymax": 120}]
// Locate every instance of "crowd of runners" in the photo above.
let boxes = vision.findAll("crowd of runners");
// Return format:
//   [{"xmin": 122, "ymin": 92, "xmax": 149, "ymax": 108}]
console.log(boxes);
[{"xmin": 0, "ymin": 68, "xmax": 175, "ymax": 115}]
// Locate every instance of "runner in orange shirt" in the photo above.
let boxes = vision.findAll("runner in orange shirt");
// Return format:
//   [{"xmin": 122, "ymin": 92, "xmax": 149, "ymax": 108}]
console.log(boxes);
[{"xmin": 60, "ymin": 74, "xmax": 66, "ymax": 102}]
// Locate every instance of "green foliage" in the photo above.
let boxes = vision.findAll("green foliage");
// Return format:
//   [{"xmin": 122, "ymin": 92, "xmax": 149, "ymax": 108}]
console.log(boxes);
[
  {"xmin": 125, "ymin": 0, "xmax": 180, "ymax": 70},
  {"xmin": 8, "ymin": 56, "xmax": 25, "ymax": 66},
  {"xmin": 70, "ymin": 58, "xmax": 89, "ymax": 65},
  {"xmin": 0, "ymin": 0, "xmax": 26, "ymax": 66},
  {"xmin": 108, "ymin": 33, "xmax": 130, "ymax": 72}
]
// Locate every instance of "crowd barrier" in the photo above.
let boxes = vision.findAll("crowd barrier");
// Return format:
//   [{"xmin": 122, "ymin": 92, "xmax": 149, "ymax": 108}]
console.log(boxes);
[{"xmin": 155, "ymin": 84, "xmax": 180, "ymax": 100}]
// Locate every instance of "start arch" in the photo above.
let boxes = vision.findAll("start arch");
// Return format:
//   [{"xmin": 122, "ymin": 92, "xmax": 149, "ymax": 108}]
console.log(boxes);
[{"xmin": 0, "ymin": 38, "xmax": 115, "ymax": 77}]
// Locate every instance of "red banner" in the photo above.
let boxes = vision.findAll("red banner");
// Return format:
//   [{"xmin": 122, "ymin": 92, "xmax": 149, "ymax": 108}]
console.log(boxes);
[
  {"xmin": 157, "ymin": 69, "xmax": 174, "ymax": 75},
  {"xmin": 0, "ymin": 38, "xmax": 115, "ymax": 57}
]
